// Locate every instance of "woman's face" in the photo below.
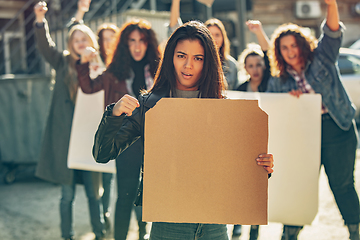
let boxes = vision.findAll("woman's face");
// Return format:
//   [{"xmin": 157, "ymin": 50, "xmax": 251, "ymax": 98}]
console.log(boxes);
[
  {"xmin": 101, "ymin": 29, "xmax": 116, "ymax": 53},
  {"xmin": 72, "ymin": 30, "xmax": 91, "ymax": 55},
  {"xmin": 173, "ymin": 39, "xmax": 204, "ymax": 91},
  {"xmin": 128, "ymin": 29, "xmax": 148, "ymax": 62},
  {"xmin": 244, "ymin": 55, "xmax": 265, "ymax": 83},
  {"xmin": 207, "ymin": 25, "xmax": 223, "ymax": 50},
  {"xmin": 279, "ymin": 35, "xmax": 303, "ymax": 70}
]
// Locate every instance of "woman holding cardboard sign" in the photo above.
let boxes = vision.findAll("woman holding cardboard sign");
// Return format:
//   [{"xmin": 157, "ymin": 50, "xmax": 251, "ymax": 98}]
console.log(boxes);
[
  {"xmin": 92, "ymin": 21, "xmax": 274, "ymax": 239},
  {"xmin": 266, "ymin": 0, "xmax": 360, "ymax": 239}
]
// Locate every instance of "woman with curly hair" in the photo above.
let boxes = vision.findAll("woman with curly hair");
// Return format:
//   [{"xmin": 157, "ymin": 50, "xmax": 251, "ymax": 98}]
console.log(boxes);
[
  {"xmin": 76, "ymin": 18, "xmax": 160, "ymax": 240},
  {"xmin": 267, "ymin": 1, "xmax": 360, "ymax": 239}
]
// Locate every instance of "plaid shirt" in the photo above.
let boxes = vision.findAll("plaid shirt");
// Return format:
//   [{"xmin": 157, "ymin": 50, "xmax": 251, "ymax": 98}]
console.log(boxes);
[{"xmin": 287, "ymin": 66, "xmax": 328, "ymax": 114}]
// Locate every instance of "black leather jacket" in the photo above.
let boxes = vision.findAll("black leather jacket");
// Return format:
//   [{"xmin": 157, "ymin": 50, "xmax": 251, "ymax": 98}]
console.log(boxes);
[
  {"xmin": 93, "ymin": 88, "xmax": 168, "ymax": 206},
  {"xmin": 93, "ymin": 88, "xmax": 168, "ymax": 163}
]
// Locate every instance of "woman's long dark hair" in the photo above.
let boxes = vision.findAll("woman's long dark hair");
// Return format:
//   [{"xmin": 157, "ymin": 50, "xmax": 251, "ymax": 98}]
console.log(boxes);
[
  {"xmin": 148, "ymin": 21, "xmax": 225, "ymax": 99},
  {"xmin": 107, "ymin": 19, "xmax": 160, "ymax": 80}
]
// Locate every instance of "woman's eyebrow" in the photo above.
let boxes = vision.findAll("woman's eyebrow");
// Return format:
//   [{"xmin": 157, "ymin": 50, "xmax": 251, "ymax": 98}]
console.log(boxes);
[
  {"xmin": 175, "ymin": 51, "xmax": 204, "ymax": 57},
  {"xmin": 176, "ymin": 50, "xmax": 187, "ymax": 54}
]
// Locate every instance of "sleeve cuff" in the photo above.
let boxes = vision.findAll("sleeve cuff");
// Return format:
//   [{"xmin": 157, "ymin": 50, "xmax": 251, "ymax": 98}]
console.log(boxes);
[
  {"xmin": 66, "ymin": 18, "xmax": 84, "ymax": 28},
  {"xmin": 321, "ymin": 19, "xmax": 345, "ymax": 39},
  {"xmin": 167, "ymin": 18, "xmax": 183, "ymax": 37},
  {"xmin": 75, "ymin": 62, "xmax": 90, "ymax": 73},
  {"xmin": 104, "ymin": 103, "xmax": 126, "ymax": 118},
  {"xmin": 105, "ymin": 103, "xmax": 116, "ymax": 116},
  {"xmin": 35, "ymin": 21, "xmax": 45, "ymax": 28}
]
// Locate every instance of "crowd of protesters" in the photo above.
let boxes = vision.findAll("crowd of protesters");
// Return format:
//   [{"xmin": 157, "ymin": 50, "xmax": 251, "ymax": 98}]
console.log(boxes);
[{"xmin": 32, "ymin": 0, "xmax": 359, "ymax": 240}]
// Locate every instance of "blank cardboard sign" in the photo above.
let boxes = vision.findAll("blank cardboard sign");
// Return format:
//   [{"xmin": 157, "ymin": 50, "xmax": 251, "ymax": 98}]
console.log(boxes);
[{"xmin": 143, "ymin": 98, "xmax": 268, "ymax": 225}]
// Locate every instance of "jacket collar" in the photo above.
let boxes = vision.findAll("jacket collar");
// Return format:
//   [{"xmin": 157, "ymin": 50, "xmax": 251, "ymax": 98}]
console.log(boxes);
[{"xmin": 143, "ymin": 88, "xmax": 169, "ymax": 109}]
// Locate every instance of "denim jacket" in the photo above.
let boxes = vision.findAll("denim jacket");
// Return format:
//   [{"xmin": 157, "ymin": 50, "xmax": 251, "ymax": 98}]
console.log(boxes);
[
  {"xmin": 223, "ymin": 55, "xmax": 239, "ymax": 90},
  {"xmin": 267, "ymin": 20, "xmax": 355, "ymax": 131}
]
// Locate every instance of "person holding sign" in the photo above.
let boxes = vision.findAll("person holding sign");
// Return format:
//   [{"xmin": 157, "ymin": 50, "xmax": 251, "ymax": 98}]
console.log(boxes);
[
  {"xmin": 92, "ymin": 21, "xmax": 274, "ymax": 240},
  {"xmin": 33, "ymin": 1, "xmax": 105, "ymax": 240},
  {"xmin": 234, "ymin": 19, "xmax": 271, "ymax": 240},
  {"xmin": 266, "ymin": 1, "xmax": 360, "ymax": 239},
  {"xmin": 76, "ymin": 18, "xmax": 160, "ymax": 240},
  {"xmin": 70, "ymin": 2, "xmax": 118, "ymax": 234}
]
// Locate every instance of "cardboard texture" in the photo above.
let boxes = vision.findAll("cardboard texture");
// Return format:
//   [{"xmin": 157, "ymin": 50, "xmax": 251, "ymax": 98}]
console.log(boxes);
[
  {"xmin": 68, "ymin": 89, "xmax": 116, "ymax": 173},
  {"xmin": 226, "ymin": 91, "xmax": 321, "ymax": 225},
  {"xmin": 143, "ymin": 98, "xmax": 269, "ymax": 225}
]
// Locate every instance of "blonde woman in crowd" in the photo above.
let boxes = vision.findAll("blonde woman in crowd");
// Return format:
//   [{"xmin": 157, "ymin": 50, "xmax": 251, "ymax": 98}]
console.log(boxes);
[{"xmin": 34, "ymin": 2, "xmax": 105, "ymax": 239}]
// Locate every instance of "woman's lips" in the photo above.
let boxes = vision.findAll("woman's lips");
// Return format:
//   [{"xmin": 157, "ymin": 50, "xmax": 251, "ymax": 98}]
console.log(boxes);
[{"xmin": 182, "ymin": 72, "xmax": 193, "ymax": 79}]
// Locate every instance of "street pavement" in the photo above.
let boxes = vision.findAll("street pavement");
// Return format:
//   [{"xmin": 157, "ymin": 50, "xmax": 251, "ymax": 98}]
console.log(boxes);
[{"xmin": 1, "ymin": 152, "xmax": 360, "ymax": 240}]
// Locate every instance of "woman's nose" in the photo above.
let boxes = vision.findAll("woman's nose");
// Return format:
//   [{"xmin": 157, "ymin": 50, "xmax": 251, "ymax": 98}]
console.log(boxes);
[{"xmin": 184, "ymin": 58, "xmax": 192, "ymax": 68}]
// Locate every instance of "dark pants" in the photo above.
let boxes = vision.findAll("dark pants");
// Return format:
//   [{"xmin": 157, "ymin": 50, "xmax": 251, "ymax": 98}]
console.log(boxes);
[
  {"xmin": 60, "ymin": 170, "xmax": 104, "ymax": 239},
  {"xmin": 114, "ymin": 139, "xmax": 144, "ymax": 240},
  {"xmin": 150, "ymin": 222, "xmax": 228, "ymax": 240},
  {"xmin": 102, "ymin": 172, "xmax": 114, "ymax": 215},
  {"xmin": 321, "ymin": 114, "xmax": 359, "ymax": 224}
]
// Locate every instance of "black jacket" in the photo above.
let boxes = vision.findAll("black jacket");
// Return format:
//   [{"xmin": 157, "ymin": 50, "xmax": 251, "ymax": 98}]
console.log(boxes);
[
  {"xmin": 93, "ymin": 88, "xmax": 168, "ymax": 164},
  {"xmin": 93, "ymin": 89, "xmax": 168, "ymax": 206},
  {"xmin": 237, "ymin": 50, "xmax": 271, "ymax": 93}
]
